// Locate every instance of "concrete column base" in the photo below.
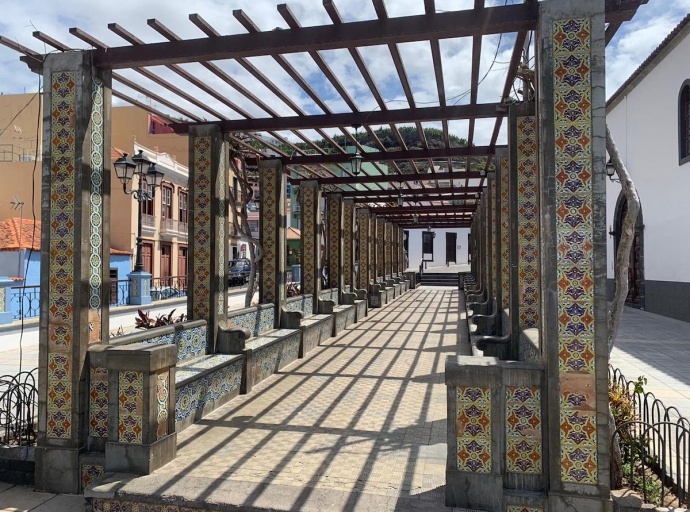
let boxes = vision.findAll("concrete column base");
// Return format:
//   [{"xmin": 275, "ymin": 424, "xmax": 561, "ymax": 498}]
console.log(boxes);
[
  {"xmin": 128, "ymin": 271, "xmax": 152, "ymax": 305},
  {"xmin": 35, "ymin": 446, "xmax": 81, "ymax": 494},
  {"xmin": 105, "ymin": 433, "xmax": 177, "ymax": 475}
]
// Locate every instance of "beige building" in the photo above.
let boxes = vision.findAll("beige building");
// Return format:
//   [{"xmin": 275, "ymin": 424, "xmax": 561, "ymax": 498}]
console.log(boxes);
[{"xmin": 0, "ymin": 93, "xmax": 236, "ymax": 282}]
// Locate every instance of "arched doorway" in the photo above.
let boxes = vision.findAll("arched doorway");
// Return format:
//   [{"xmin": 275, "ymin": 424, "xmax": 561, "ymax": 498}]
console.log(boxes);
[{"xmin": 613, "ymin": 192, "xmax": 645, "ymax": 308}]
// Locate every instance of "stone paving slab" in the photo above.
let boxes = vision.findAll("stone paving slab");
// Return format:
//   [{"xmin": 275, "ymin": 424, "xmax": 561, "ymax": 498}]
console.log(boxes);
[
  {"xmin": 611, "ymin": 305, "xmax": 690, "ymax": 420},
  {"xmin": 92, "ymin": 289, "xmax": 466, "ymax": 511},
  {"xmin": 0, "ymin": 484, "xmax": 85, "ymax": 512}
]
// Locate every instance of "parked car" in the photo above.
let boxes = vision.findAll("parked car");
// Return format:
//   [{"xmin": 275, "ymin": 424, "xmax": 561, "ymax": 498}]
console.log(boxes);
[{"xmin": 228, "ymin": 259, "xmax": 251, "ymax": 286}]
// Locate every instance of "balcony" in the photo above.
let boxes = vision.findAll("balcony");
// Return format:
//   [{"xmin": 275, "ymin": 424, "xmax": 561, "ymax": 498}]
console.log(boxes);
[
  {"xmin": 142, "ymin": 214, "xmax": 156, "ymax": 234},
  {"xmin": 160, "ymin": 217, "xmax": 189, "ymax": 238}
]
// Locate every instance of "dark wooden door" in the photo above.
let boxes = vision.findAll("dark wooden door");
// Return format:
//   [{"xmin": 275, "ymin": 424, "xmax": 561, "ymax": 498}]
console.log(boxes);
[
  {"xmin": 161, "ymin": 244, "xmax": 172, "ymax": 285},
  {"xmin": 422, "ymin": 231, "xmax": 434, "ymax": 261},
  {"xmin": 109, "ymin": 268, "xmax": 118, "ymax": 305},
  {"xmin": 142, "ymin": 242, "xmax": 153, "ymax": 274},
  {"xmin": 446, "ymin": 232, "xmax": 457, "ymax": 265},
  {"xmin": 178, "ymin": 246, "xmax": 188, "ymax": 288}
]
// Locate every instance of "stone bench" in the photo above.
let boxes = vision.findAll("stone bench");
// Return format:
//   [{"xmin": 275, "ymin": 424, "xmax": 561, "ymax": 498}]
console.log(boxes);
[
  {"xmin": 318, "ymin": 288, "xmax": 357, "ymax": 336},
  {"xmin": 217, "ymin": 304, "xmax": 300, "ymax": 394},
  {"xmin": 282, "ymin": 294, "xmax": 334, "ymax": 357},
  {"xmin": 342, "ymin": 285, "xmax": 367, "ymax": 322},
  {"xmin": 91, "ymin": 320, "xmax": 245, "ymax": 435}
]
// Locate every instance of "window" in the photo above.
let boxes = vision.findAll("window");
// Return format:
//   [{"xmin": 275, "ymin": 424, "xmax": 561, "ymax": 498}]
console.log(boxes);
[
  {"xmin": 248, "ymin": 219, "xmax": 259, "ymax": 234},
  {"xmin": 140, "ymin": 180, "xmax": 154, "ymax": 216},
  {"xmin": 161, "ymin": 185, "xmax": 173, "ymax": 219},
  {"xmin": 179, "ymin": 191, "xmax": 188, "ymax": 224},
  {"xmin": 681, "ymin": 81, "xmax": 690, "ymax": 165}
]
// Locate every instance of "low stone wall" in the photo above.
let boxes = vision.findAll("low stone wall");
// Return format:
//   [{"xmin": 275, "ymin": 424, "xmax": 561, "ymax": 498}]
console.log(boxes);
[{"xmin": 0, "ymin": 446, "xmax": 34, "ymax": 485}]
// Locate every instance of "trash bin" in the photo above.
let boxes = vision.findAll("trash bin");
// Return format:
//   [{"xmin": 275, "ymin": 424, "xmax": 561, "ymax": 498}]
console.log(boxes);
[{"xmin": 291, "ymin": 264, "xmax": 301, "ymax": 283}]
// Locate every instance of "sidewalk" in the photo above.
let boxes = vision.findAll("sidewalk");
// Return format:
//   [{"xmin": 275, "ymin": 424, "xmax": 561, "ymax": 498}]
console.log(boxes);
[
  {"xmin": 0, "ymin": 287, "xmax": 254, "ymax": 377},
  {"xmin": 610, "ymin": 305, "xmax": 690, "ymax": 419}
]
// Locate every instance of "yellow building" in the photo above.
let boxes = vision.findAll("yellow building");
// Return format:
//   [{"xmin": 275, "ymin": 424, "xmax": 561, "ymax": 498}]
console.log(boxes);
[{"xmin": 0, "ymin": 93, "xmax": 235, "ymax": 282}]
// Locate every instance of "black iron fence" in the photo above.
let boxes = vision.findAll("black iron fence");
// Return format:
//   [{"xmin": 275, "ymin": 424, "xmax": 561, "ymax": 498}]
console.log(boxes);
[
  {"xmin": 0, "ymin": 368, "xmax": 38, "ymax": 447},
  {"xmin": 10, "ymin": 285, "xmax": 40, "ymax": 320},
  {"xmin": 150, "ymin": 275, "xmax": 187, "ymax": 301},
  {"xmin": 110, "ymin": 279, "xmax": 130, "ymax": 307},
  {"xmin": 610, "ymin": 366, "xmax": 690, "ymax": 507}
]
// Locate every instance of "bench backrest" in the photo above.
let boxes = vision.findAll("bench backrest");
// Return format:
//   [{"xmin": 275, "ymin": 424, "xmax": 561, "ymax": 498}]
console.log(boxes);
[
  {"xmin": 112, "ymin": 320, "xmax": 208, "ymax": 363},
  {"xmin": 319, "ymin": 288, "xmax": 339, "ymax": 305},
  {"xmin": 285, "ymin": 294, "xmax": 314, "ymax": 317},
  {"xmin": 226, "ymin": 304, "xmax": 275, "ymax": 336}
]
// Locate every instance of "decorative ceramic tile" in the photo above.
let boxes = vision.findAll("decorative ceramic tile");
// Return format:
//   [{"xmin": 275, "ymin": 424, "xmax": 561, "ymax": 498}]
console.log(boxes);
[
  {"xmin": 517, "ymin": 116, "xmax": 540, "ymax": 329},
  {"xmin": 92, "ymin": 499, "xmax": 223, "ymax": 512},
  {"xmin": 369, "ymin": 215, "xmax": 376, "ymax": 284},
  {"xmin": 118, "ymin": 371, "xmax": 143, "ymax": 444},
  {"xmin": 175, "ymin": 359, "xmax": 243, "ymax": 423},
  {"xmin": 327, "ymin": 195, "xmax": 341, "ymax": 289},
  {"xmin": 82, "ymin": 464, "xmax": 104, "ymax": 490},
  {"xmin": 261, "ymin": 163, "xmax": 278, "ymax": 302},
  {"xmin": 553, "ymin": 17, "xmax": 597, "ymax": 485},
  {"xmin": 47, "ymin": 353, "xmax": 72, "ymax": 438},
  {"xmin": 141, "ymin": 324, "xmax": 208, "ymax": 363},
  {"xmin": 302, "ymin": 186, "xmax": 317, "ymax": 295},
  {"xmin": 217, "ymin": 144, "xmax": 226, "ymax": 315},
  {"xmin": 456, "ymin": 387, "xmax": 492, "ymax": 473},
  {"xmin": 280, "ymin": 333, "xmax": 300, "ymax": 364},
  {"xmin": 357, "ymin": 210, "xmax": 369, "ymax": 290},
  {"xmin": 192, "ymin": 137, "xmax": 212, "ymax": 320},
  {"xmin": 47, "ymin": 71, "xmax": 77, "ymax": 439},
  {"xmin": 343, "ymin": 201, "xmax": 353, "ymax": 287},
  {"xmin": 392, "ymin": 223, "xmax": 399, "ymax": 277},
  {"xmin": 506, "ymin": 507, "xmax": 543, "ymax": 512},
  {"xmin": 377, "ymin": 218, "xmax": 384, "ymax": 279},
  {"xmin": 491, "ymin": 178, "xmax": 498, "ymax": 297},
  {"xmin": 226, "ymin": 308, "xmax": 275, "ymax": 336},
  {"xmin": 304, "ymin": 296, "xmax": 314, "ymax": 316},
  {"xmin": 506, "ymin": 387, "xmax": 542, "ymax": 474},
  {"xmin": 156, "ymin": 370, "xmax": 169, "ymax": 440},
  {"xmin": 89, "ymin": 77, "xmax": 104, "ymax": 318},
  {"xmin": 89, "ymin": 366, "xmax": 108, "ymax": 438},
  {"xmin": 500, "ymin": 156, "xmax": 510, "ymax": 309}
]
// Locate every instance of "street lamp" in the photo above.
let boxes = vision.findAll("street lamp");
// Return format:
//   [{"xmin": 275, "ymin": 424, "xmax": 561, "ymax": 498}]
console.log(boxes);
[
  {"xmin": 606, "ymin": 158, "xmax": 620, "ymax": 183},
  {"xmin": 114, "ymin": 150, "xmax": 165, "ymax": 272},
  {"xmin": 349, "ymin": 123, "xmax": 363, "ymax": 176}
]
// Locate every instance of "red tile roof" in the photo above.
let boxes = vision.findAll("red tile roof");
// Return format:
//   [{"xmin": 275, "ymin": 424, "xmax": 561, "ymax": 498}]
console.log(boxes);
[
  {"xmin": 0, "ymin": 218, "xmax": 132, "ymax": 255},
  {"xmin": 111, "ymin": 147, "xmax": 126, "ymax": 160},
  {"xmin": 287, "ymin": 227, "xmax": 301, "ymax": 241}
]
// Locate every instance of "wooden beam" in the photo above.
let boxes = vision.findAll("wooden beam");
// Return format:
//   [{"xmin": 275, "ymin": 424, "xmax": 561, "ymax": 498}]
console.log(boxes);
[
  {"xmin": 281, "ymin": 145, "xmax": 496, "ymax": 165},
  {"xmin": 338, "ymin": 186, "xmax": 482, "ymax": 198},
  {"xmin": 82, "ymin": 4, "xmax": 537, "ymax": 69},
  {"xmin": 355, "ymin": 195, "xmax": 478, "ymax": 204},
  {"xmin": 290, "ymin": 171, "xmax": 483, "ymax": 186},
  {"xmin": 171, "ymin": 103, "xmax": 501, "ymax": 133}
]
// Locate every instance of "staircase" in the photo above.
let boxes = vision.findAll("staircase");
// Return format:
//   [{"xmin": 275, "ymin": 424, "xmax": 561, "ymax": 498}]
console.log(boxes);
[{"xmin": 419, "ymin": 272, "xmax": 459, "ymax": 287}]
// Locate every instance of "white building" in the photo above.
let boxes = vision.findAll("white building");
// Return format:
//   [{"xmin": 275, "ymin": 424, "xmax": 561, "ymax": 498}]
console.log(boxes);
[{"xmin": 606, "ymin": 13, "xmax": 690, "ymax": 321}]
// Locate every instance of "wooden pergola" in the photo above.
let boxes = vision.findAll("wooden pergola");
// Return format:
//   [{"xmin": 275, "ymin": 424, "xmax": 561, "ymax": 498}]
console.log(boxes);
[{"xmin": 1, "ymin": 0, "xmax": 647, "ymax": 229}]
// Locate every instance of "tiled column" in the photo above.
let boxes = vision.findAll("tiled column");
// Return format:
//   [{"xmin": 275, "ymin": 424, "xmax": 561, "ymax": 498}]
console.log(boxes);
[
  {"xmin": 259, "ymin": 159, "xmax": 287, "ymax": 327},
  {"xmin": 538, "ymin": 1, "xmax": 609, "ymax": 508},
  {"xmin": 326, "ymin": 194, "xmax": 343, "ymax": 292},
  {"xmin": 36, "ymin": 52, "xmax": 112, "ymax": 494},
  {"xmin": 301, "ymin": 180, "xmax": 321, "ymax": 313},
  {"xmin": 392, "ymin": 223, "xmax": 399, "ymax": 277},
  {"xmin": 377, "ymin": 217, "xmax": 385, "ymax": 281},
  {"xmin": 357, "ymin": 208, "xmax": 370, "ymax": 291},
  {"xmin": 509, "ymin": 104, "xmax": 541, "ymax": 357},
  {"xmin": 496, "ymin": 149, "xmax": 511, "ymax": 331},
  {"xmin": 488, "ymin": 173, "xmax": 497, "ymax": 299},
  {"xmin": 369, "ymin": 213, "xmax": 377, "ymax": 286},
  {"xmin": 385, "ymin": 222, "xmax": 393, "ymax": 278},
  {"xmin": 343, "ymin": 199, "xmax": 355, "ymax": 289},
  {"xmin": 188, "ymin": 125, "xmax": 228, "ymax": 350},
  {"xmin": 398, "ymin": 226, "xmax": 405, "ymax": 273}
]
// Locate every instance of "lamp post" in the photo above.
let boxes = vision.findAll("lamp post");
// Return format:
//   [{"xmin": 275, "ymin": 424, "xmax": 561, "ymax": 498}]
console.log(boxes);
[{"xmin": 114, "ymin": 150, "xmax": 164, "ymax": 304}]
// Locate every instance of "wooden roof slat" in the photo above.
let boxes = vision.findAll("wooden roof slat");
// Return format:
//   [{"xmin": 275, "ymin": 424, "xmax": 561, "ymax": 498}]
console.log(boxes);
[
  {"xmin": 338, "ymin": 186, "xmax": 481, "ymax": 198},
  {"xmin": 281, "ymin": 145, "xmax": 496, "ymax": 165},
  {"xmin": 233, "ymin": 9, "xmax": 333, "ymax": 115},
  {"xmin": 278, "ymin": 4, "xmax": 360, "ymax": 114},
  {"xmin": 464, "ymin": 0, "xmax": 484, "ymax": 189},
  {"xmin": 291, "ymin": 171, "xmax": 482, "ymax": 186}
]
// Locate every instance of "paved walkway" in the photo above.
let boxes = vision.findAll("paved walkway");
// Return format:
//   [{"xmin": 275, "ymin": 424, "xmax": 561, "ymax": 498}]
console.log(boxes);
[
  {"xmin": 90, "ymin": 288, "xmax": 463, "ymax": 512},
  {"xmin": 611, "ymin": 305, "xmax": 690, "ymax": 420}
]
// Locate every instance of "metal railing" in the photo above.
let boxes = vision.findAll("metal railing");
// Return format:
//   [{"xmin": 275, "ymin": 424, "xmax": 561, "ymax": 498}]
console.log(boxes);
[
  {"xmin": 160, "ymin": 218, "xmax": 189, "ymax": 236},
  {"xmin": 110, "ymin": 279, "xmax": 130, "ymax": 307},
  {"xmin": 141, "ymin": 213, "xmax": 156, "ymax": 229},
  {"xmin": 610, "ymin": 367, "xmax": 690, "ymax": 506},
  {"xmin": 10, "ymin": 285, "xmax": 40, "ymax": 320},
  {"xmin": 150, "ymin": 275, "xmax": 187, "ymax": 301},
  {"xmin": 0, "ymin": 368, "xmax": 38, "ymax": 446}
]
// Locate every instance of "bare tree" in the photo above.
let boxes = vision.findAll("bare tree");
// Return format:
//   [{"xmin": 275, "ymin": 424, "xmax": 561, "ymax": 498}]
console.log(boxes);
[
  {"xmin": 227, "ymin": 139, "xmax": 264, "ymax": 307},
  {"xmin": 606, "ymin": 124, "xmax": 641, "ymax": 488}
]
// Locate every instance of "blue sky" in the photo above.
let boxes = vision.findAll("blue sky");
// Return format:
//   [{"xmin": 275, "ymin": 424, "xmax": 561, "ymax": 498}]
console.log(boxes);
[{"xmin": 0, "ymin": 0, "xmax": 688, "ymax": 145}]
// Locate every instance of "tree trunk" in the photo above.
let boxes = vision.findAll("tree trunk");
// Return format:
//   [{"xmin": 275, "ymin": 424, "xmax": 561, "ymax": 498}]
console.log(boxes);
[{"xmin": 606, "ymin": 124, "xmax": 641, "ymax": 490}]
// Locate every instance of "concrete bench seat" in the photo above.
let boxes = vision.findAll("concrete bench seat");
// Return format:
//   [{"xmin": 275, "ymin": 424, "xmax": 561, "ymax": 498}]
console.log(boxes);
[
  {"xmin": 218, "ymin": 304, "xmax": 301, "ymax": 394},
  {"xmin": 342, "ymin": 285, "xmax": 367, "ymax": 322},
  {"xmin": 318, "ymin": 288, "xmax": 356, "ymax": 335},
  {"xmin": 282, "ymin": 294, "xmax": 334, "ymax": 357},
  {"xmin": 174, "ymin": 352, "xmax": 244, "ymax": 431}
]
